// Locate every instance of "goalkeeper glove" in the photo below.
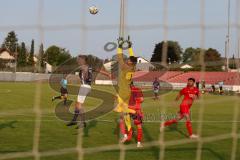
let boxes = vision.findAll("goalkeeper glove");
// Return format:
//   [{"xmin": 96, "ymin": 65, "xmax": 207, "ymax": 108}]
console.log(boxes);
[
  {"xmin": 118, "ymin": 37, "xmax": 124, "ymax": 48},
  {"xmin": 127, "ymin": 35, "xmax": 132, "ymax": 48}
]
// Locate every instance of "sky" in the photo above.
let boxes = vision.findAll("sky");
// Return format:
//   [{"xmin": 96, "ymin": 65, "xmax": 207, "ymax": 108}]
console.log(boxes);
[{"xmin": 0, "ymin": 0, "xmax": 239, "ymax": 60}]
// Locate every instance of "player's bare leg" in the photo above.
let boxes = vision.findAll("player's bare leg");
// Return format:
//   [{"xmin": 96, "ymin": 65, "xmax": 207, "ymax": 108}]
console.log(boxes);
[
  {"xmin": 63, "ymin": 94, "xmax": 67, "ymax": 105},
  {"xmin": 75, "ymin": 102, "xmax": 87, "ymax": 129},
  {"xmin": 67, "ymin": 102, "xmax": 86, "ymax": 128},
  {"xmin": 67, "ymin": 102, "xmax": 80, "ymax": 126},
  {"xmin": 52, "ymin": 94, "xmax": 67, "ymax": 105},
  {"xmin": 52, "ymin": 95, "xmax": 62, "ymax": 101},
  {"xmin": 154, "ymin": 92, "xmax": 159, "ymax": 100}
]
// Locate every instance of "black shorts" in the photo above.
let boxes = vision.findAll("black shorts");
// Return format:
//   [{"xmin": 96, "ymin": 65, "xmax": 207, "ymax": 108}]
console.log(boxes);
[
  {"xmin": 60, "ymin": 87, "xmax": 68, "ymax": 95},
  {"xmin": 130, "ymin": 113, "xmax": 143, "ymax": 125}
]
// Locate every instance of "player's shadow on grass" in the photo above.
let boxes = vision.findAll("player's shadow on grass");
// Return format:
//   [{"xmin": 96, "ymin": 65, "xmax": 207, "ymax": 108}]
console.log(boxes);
[
  {"xmin": 0, "ymin": 120, "xmax": 17, "ymax": 130},
  {"xmin": 166, "ymin": 123, "xmax": 189, "ymax": 138},
  {"xmin": 83, "ymin": 120, "xmax": 98, "ymax": 137},
  {"xmin": 72, "ymin": 120, "xmax": 98, "ymax": 136}
]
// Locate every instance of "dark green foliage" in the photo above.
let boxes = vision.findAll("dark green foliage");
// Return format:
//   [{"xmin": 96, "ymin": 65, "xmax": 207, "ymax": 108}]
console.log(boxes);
[
  {"xmin": 44, "ymin": 45, "xmax": 71, "ymax": 66},
  {"xmin": 204, "ymin": 48, "xmax": 221, "ymax": 62},
  {"xmin": 181, "ymin": 47, "xmax": 223, "ymax": 71},
  {"xmin": 39, "ymin": 43, "xmax": 45, "ymax": 67},
  {"xmin": 151, "ymin": 41, "xmax": 183, "ymax": 64},
  {"xmin": 1, "ymin": 31, "xmax": 18, "ymax": 53},
  {"xmin": 87, "ymin": 54, "xmax": 104, "ymax": 70},
  {"xmin": 28, "ymin": 39, "xmax": 35, "ymax": 66},
  {"xmin": 17, "ymin": 42, "xmax": 27, "ymax": 67}
]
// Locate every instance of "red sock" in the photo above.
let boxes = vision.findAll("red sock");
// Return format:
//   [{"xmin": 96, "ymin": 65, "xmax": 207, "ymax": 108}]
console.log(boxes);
[
  {"xmin": 164, "ymin": 119, "xmax": 177, "ymax": 126},
  {"xmin": 137, "ymin": 128, "xmax": 143, "ymax": 142},
  {"xmin": 186, "ymin": 120, "xmax": 193, "ymax": 136},
  {"xmin": 127, "ymin": 128, "xmax": 133, "ymax": 141},
  {"xmin": 119, "ymin": 118, "xmax": 126, "ymax": 135}
]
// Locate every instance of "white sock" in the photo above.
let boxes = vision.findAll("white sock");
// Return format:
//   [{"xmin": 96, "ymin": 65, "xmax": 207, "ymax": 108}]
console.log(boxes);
[{"xmin": 137, "ymin": 142, "xmax": 141, "ymax": 145}]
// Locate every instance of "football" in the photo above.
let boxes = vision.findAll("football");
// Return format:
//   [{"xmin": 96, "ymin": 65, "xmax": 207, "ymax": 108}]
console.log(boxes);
[{"xmin": 89, "ymin": 6, "xmax": 98, "ymax": 15}]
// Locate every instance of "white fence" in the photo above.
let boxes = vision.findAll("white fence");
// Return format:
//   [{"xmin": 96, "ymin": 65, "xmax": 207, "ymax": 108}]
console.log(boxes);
[
  {"xmin": 0, "ymin": 72, "xmax": 239, "ymax": 92},
  {"xmin": 0, "ymin": 72, "xmax": 50, "ymax": 82},
  {"xmin": 95, "ymin": 80, "xmax": 240, "ymax": 92}
]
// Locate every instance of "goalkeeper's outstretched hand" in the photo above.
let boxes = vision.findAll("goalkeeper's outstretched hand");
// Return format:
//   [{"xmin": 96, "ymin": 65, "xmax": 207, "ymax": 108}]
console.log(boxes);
[
  {"xmin": 118, "ymin": 37, "xmax": 124, "ymax": 48},
  {"xmin": 127, "ymin": 35, "xmax": 132, "ymax": 48}
]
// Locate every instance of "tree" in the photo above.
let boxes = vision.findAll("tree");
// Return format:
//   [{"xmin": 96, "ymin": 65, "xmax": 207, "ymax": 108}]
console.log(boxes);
[
  {"xmin": 191, "ymin": 48, "xmax": 203, "ymax": 63},
  {"xmin": 204, "ymin": 48, "xmax": 221, "ymax": 62},
  {"xmin": 1, "ymin": 31, "xmax": 18, "ymax": 53},
  {"xmin": 150, "ymin": 41, "xmax": 182, "ymax": 64},
  {"xmin": 183, "ymin": 47, "xmax": 209, "ymax": 65},
  {"xmin": 38, "ymin": 43, "xmax": 45, "ymax": 67},
  {"xmin": 229, "ymin": 54, "xmax": 237, "ymax": 69},
  {"xmin": 204, "ymin": 48, "xmax": 223, "ymax": 71},
  {"xmin": 183, "ymin": 47, "xmax": 222, "ymax": 63},
  {"xmin": 44, "ymin": 45, "xmax": 71, "ymax": 66},
  {"xmin": 183, "ymin": 47, "xmax": 198, "ymax": 63},
  {"xmin": 28, "ymin": 39, "xmax": 35, "ymax": 66},
  {"xmin": 57, "ymin": 49, "xmax": 72, "ymax": 66},
  {"xmin": 87, "ymin": 54, "xmax": 104, "ymax": 69},
  {"xmin": 17, "ymin": 42, "xmax": 27, "ymax": 67}
]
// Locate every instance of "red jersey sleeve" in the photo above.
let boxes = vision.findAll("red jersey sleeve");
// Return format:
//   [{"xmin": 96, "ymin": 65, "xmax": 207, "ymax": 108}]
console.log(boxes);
[{"xmin": 180, "ymin": 88, "xmax": 185, "ymax": 95}]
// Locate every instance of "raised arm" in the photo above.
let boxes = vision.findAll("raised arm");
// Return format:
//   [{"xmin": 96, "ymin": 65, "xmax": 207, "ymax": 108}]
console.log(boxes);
[
  {"xmin": 117, "ymin": 47, "xmax": 125, "ymax": 67},
  {"xmin": 94, "ymin": 67, "xmax": 112, "ymax": 79},
  {"xmin": 99, "ymin": 69, "xmax": 112, "ymax": 79},
  {"xmin": 117, "ymin": 37, "xmax": 129, "ymax": 69},
  {"xmin": 127, "ymin": 37, "xmax": 135, "ymax": 56}
]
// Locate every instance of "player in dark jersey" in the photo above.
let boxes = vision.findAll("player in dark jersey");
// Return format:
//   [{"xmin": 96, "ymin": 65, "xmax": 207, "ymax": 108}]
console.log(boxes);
[
  {"xmin": 161, "ymin": 78, "xmax": 200, "ymax": 139},
  {"xmin": 66, "ymin": 55, "xmax": 92, "ymax": 128},
  {"xmin": 52, "ymin": 75, "xmax": 68, "ymax": 105},
  {"xmin": 153, "ymin": 77, "xmax": 160, "ymax": 100},
  {"xmin": 67, "ymin": 55, "xmax": 111, "ymax": 129}
]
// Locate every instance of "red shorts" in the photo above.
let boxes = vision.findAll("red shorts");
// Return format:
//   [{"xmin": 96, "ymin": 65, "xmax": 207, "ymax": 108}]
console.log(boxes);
[{"xmin": 179, "ymin": 103, "xmax": 192, "ymax": 115}]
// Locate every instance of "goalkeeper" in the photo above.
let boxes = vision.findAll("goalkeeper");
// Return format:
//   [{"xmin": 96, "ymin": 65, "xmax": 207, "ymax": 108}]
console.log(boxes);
[{"xmin": 114, "ymin": 36, "xmax": 138, "ymax": 134}]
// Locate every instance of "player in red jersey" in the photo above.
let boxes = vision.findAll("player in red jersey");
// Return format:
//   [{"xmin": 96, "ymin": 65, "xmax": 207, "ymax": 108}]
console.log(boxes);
[
  {"xmin": 120, "ymin": 82, "xmax": 144, "ymax": 147},
  {"xmin": 161, "ymin": 78, "xmax": 200, "ymax": 139}
]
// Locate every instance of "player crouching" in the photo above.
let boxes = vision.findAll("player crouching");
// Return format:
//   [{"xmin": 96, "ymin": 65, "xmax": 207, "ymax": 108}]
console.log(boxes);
[
  {"xmin": 161, "ymin": 78, "xmax": 200, "ymax": 139},
  {"xmin": 120, "ymin": 82, "xmax": 144, "ymax": 148}
]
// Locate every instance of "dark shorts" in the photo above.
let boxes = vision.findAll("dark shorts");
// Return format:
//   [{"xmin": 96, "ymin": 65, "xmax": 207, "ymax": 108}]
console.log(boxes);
[
  {"xmin": 60, "ymin": 87, "xmax": 68, "ymax": 95},
  {"xmin": 130, "ymin": 112, "xmax": 143, "ymax": 125}
]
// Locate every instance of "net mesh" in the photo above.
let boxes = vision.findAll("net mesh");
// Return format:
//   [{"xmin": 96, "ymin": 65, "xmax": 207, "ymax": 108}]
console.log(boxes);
[{"xmin": 0, "ymin": 0, "xmax": 240, "ymax": 160}]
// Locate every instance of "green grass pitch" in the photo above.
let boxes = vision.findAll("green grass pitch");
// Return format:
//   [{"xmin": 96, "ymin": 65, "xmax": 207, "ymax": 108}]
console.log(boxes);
[{"xmin": 0, "ymin": 82, "xmax": 240, "ymax": 160}]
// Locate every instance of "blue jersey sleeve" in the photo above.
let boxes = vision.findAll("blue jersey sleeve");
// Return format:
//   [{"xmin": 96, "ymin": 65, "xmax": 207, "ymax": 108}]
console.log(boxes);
[{"xmin": 61, "ymin": 79, "xmax": 67, "ymax": 88}]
